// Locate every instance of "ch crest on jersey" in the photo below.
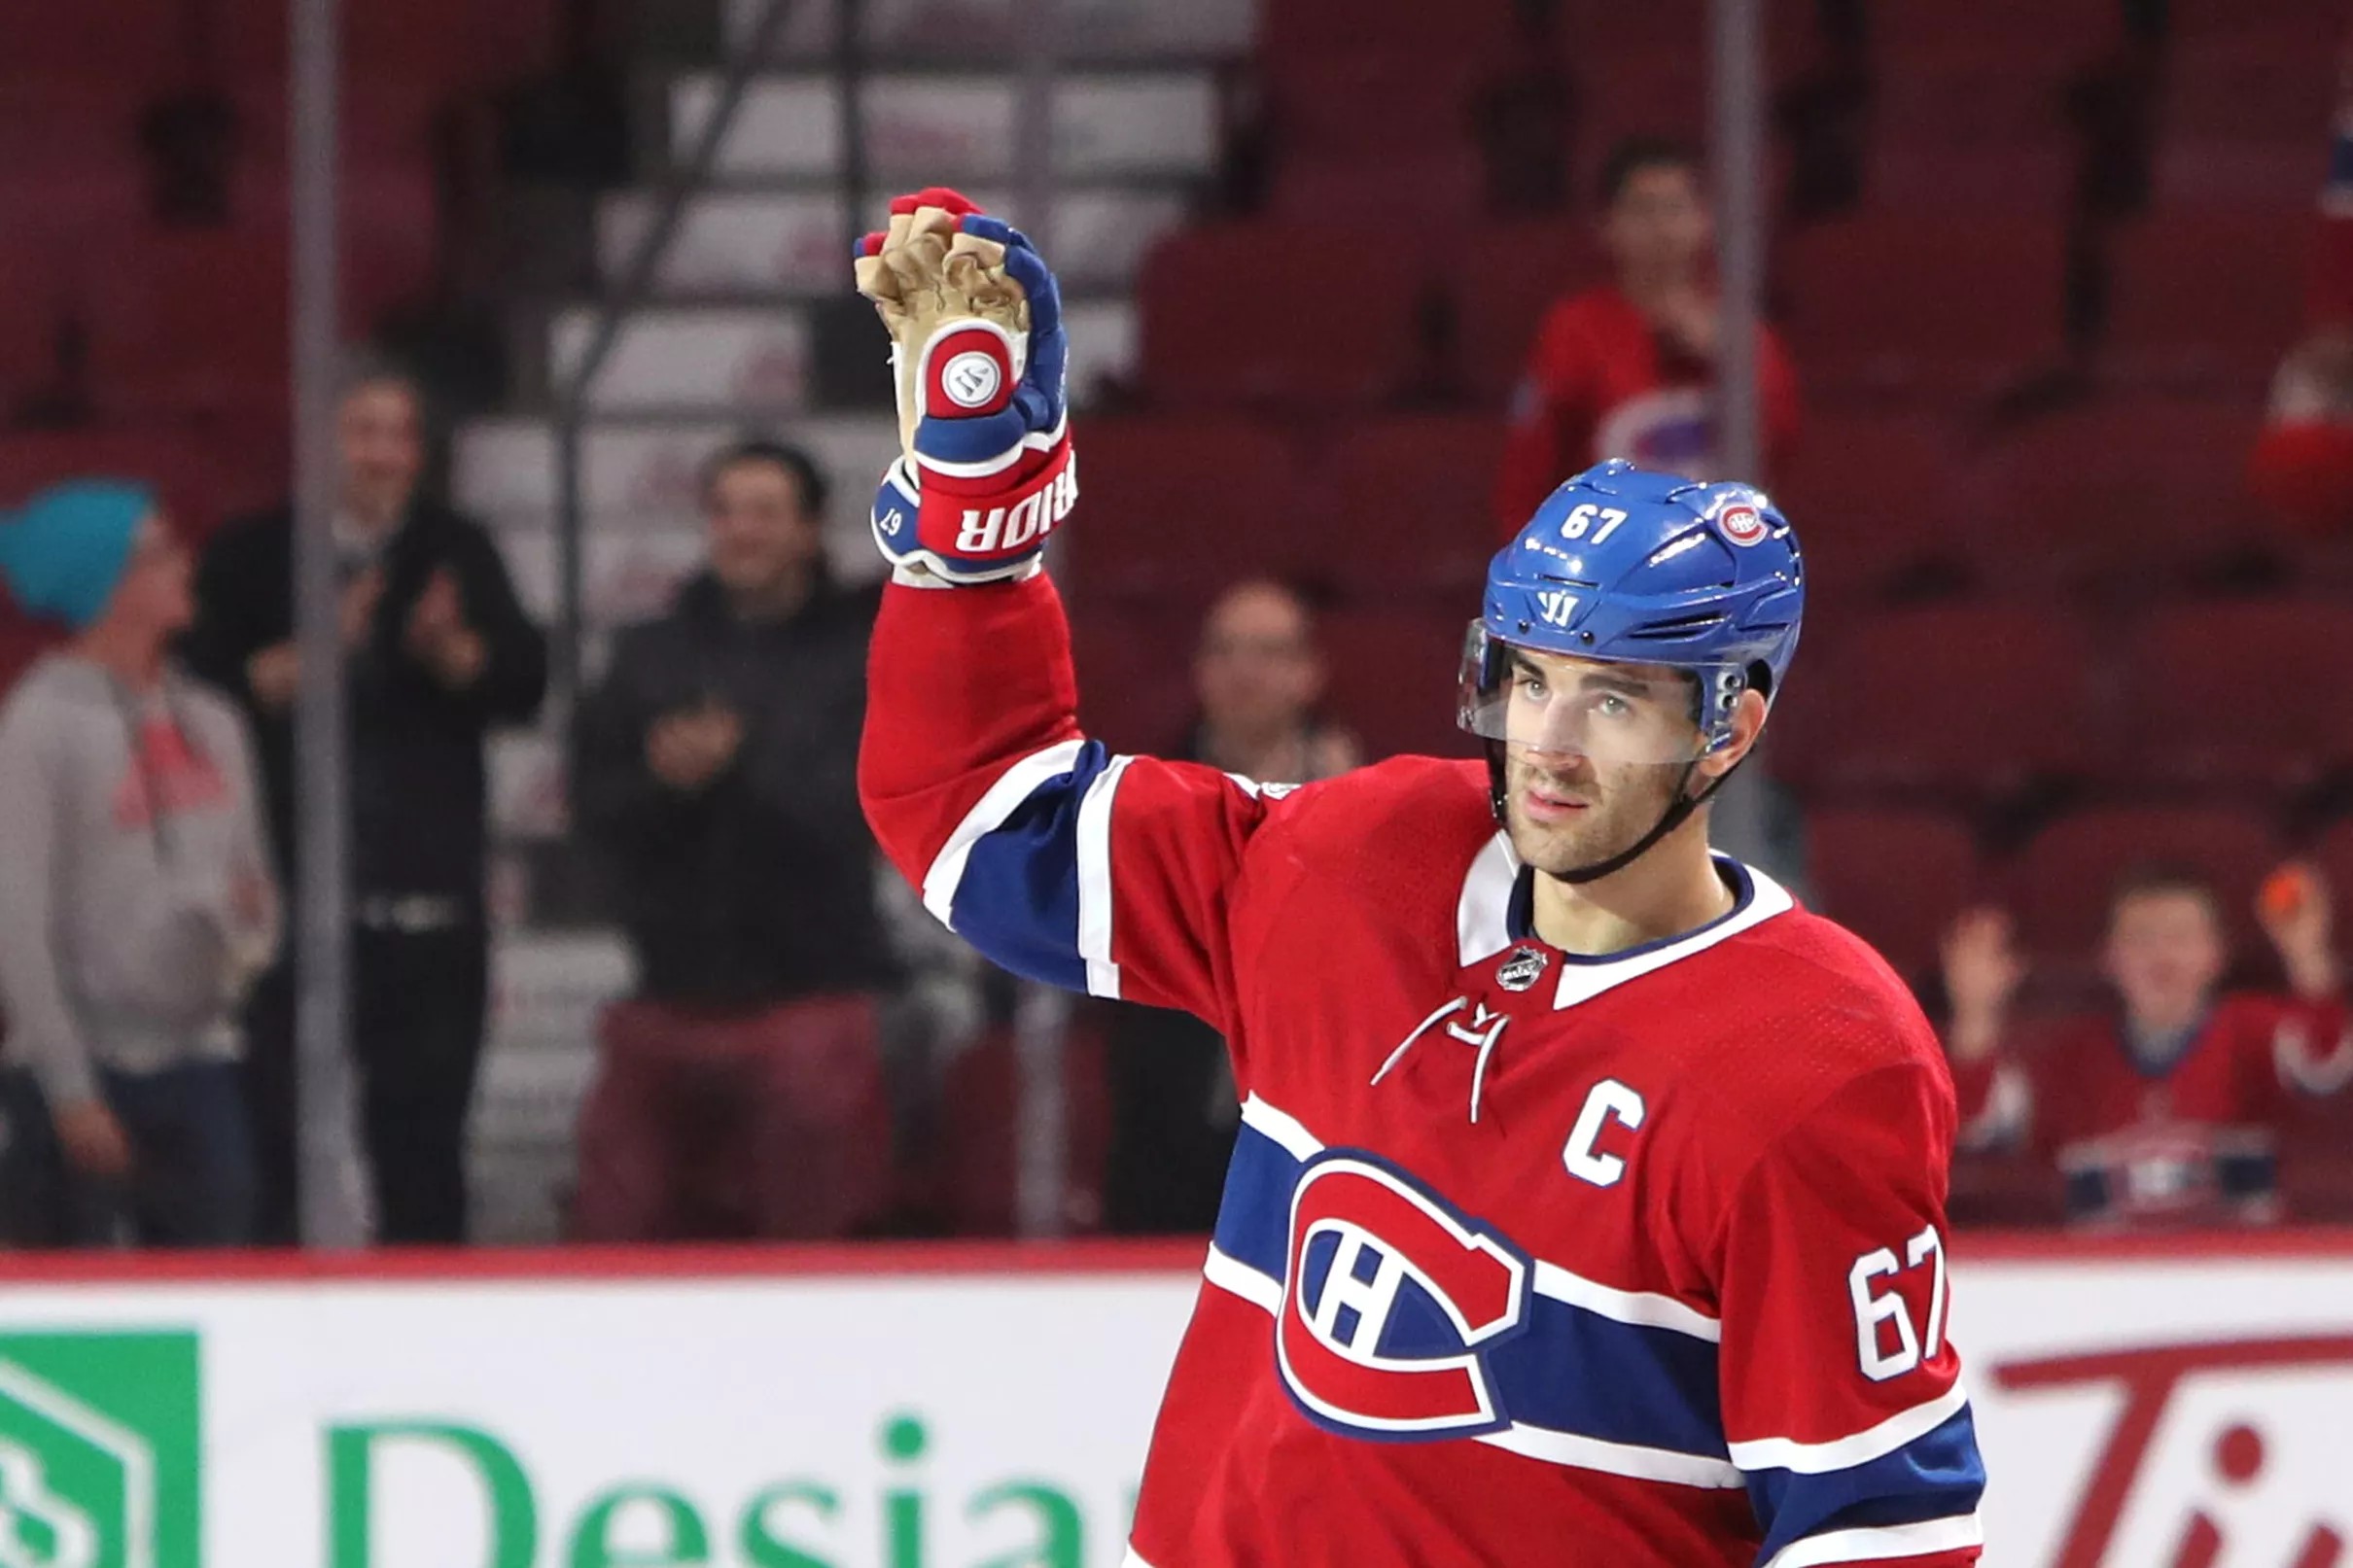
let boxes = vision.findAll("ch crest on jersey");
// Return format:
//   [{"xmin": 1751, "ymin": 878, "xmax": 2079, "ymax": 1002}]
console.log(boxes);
[{"xmin": 1276, "ymin": 1150, "xmax": 1534, "ymax": 1441}]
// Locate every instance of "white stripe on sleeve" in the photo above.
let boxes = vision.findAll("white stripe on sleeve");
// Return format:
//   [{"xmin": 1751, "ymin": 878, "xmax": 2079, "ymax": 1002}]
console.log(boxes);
[
  {"xmin": 1728, "ymin": 1383, "xmax": 1973, "ymax": 1475},
  {"xmin": 1075, "ymin": 753, "xmax": 1134, "ymax": 998},
  {"xmin": 920, "ymin": 739, "xmax": 1088, "ymax": 926},
  {"xmin": 1761, "ymin": 1512, "xmax": 1983, "ymax": 1568}
]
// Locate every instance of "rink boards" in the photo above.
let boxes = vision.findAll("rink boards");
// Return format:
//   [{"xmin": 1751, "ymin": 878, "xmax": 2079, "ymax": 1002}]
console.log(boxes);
[{"xmin": 0, "ymin": 1232, "xmax": 2346, "ymax": 1566}]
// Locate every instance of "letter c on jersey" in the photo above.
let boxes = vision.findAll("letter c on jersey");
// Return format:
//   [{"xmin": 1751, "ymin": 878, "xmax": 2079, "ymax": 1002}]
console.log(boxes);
[
  {"xmin": 1276, "ymin": 1152, "xmax": 1534, "ymax": 1440},
  {"xmin": 1563, "ymin": 1078, "xmax": 1646, "ymax": 1189}
]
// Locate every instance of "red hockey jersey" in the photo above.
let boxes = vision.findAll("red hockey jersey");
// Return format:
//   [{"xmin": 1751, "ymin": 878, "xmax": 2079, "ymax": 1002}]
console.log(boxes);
[
  {"xmin": 1951, "ymin": 995, "xmax": 2353, "ymax": 1228},
  {"xmin": 861, "ymin": 572, "xmax": 1984, "ymax": 1568}
]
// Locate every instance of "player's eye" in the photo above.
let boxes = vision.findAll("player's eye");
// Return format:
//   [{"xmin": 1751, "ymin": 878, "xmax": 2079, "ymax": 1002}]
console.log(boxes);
[
  {"xmin": 1594, "ymin": 692, "xmax": 1633, "ymax": 718},
  {"xmin": 1512, "ymin": 669, "xmax": 1547, "ymax": 700}
]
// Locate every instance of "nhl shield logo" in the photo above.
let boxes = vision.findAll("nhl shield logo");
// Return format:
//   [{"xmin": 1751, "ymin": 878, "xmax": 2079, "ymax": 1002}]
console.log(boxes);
[{"xmin": 1496, "ymin": 947, "xmax": 1548, "ymax": 993}]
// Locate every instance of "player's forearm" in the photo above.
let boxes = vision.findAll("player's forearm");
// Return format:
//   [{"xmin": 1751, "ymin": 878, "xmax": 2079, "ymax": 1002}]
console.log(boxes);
[{"xmin": 859, "ymin": 569, "xmax": 1085, "ymax": 889}]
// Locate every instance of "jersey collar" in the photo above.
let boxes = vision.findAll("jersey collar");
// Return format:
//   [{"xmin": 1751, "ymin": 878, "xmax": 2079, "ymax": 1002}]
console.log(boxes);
[{"xmin": 1455, "ymin": 832, "xmax": 1795, "ymax": 1011}]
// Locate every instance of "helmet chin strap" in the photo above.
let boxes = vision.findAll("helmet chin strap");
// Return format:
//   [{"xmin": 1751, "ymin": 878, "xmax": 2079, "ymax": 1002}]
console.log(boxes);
[{"xmin": 1485, "ymin": 742, "xmax": 1739, "ymax": 888}]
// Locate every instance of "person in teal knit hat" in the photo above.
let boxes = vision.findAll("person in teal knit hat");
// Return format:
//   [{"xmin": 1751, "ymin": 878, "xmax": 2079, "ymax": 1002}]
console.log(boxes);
[
  {"xmin": 0, "ymin": 480, "xmax": 154, "ymax": 633},
  {"xmin": 0, "ymin": 479, "xmax": 278, "ymax": 1246}
]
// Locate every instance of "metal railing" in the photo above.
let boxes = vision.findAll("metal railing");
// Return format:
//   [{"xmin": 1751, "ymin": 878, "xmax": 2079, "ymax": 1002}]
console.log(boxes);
[{"xmin": 546, "ymin": 0, "xmax": 815, "ymax": 711}]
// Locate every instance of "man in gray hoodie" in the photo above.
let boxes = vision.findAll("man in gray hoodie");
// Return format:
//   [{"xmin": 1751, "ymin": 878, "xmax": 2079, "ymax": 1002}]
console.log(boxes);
[{"xmin": 0, "ymin": 480, "xmax": 278, "ymax": 1245}]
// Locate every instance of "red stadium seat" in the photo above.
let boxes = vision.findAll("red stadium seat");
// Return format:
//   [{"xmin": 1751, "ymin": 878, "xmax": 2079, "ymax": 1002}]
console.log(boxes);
[
  {"xmin": 1260, "ymin": 0, "xmax": 1515, "ymax": 73},
  {"xmin": 1870, "ymin": 43, "xmax": 2078, "ymax": 159},
  {"xmin": 2104, "ymin": 205, "xmax": 2313, "ymax": 392},
  {"xmin": 932, "ymin": 1021, "xmax": 1109, "ymax": 1237},
  {"xmin": 216, "ymin": 0, "xmax": 559, "ymax": 89},
  {"xmin": 1062, "ymin": 415, "xmax": 1324, "ymax": 602},
  {"xmin": 1323, "ymin": 415, "xmax": 1506, "ymax": 601},
  {"xmin": 1269, "ymin": 52, "xmax": 1487, "ymax": 159},
  {"xmin": 2161, "ymin": 30, "xmax": 2338, "ymax": 144},
  {"xmin": 1971, "ymin": 397, "xmax": 2272, "ymax": 589},
  {"xmin": 1778, "ymin": 208, "xmax": 2069, "ymax": 399},
  {"xmin": 2120, "ymin": 601, "xmax": 2353, "ymax": 795},
  {"xmin": 0, "ymin": 0, "xmax": 184, "ymax": 86},
  {"xmin": 1317, "ymin": 607, "xmax": 1479, "ymax": 761},
  {"xmin": 0, "ymin": 431, "xmax": 243, "ymax": 540},
  {"xmin": 1807, "ymin": 807, "xmax": 1984, "ymax": 982},
  {"xmin": 1769, "ymin": 604, "xmax": 2100, "ymax": 803},
  {"xmin": 2004, "ymin": 804, "xmax": 2282, "ymax": 957},
  {"xmin": 1138, "ymin": 224, "xmax": 1432, "ymax": 408},
  {"xmin": 1869, "ymin": 0, "xmax": 2118, "ymax": 59},
  {"xmin": 1068, "ymin": 600, "xmax": 1201, "ymax": 757},
  {"xmin": 1770, "ymin": 413, "xmax": 1973, "ymax": 609},
  {"xmin": 84, "ymin": 231, "xmax": 292, "ymax": 423},
  {"xmin": 1447, "ymin": 221, "xmax": 1606, "ymax": 404},
  {"xmin": 1269, "ymin": 147, "xmax": 1484, "ymax": 226}
]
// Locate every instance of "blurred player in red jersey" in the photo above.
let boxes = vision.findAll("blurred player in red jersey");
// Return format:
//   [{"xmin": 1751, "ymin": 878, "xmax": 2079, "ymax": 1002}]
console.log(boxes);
[
  {"xmin": 1942, "ymin": 864, "xmax": 2350, "ymax": 1229},
  {"xmin": 1493, "ymin": 136, "xmax": 1803, "ymax": 533},
  {"xmin": 853, "ymin": 190, "xmax": 1981, "ymax": 1567}
]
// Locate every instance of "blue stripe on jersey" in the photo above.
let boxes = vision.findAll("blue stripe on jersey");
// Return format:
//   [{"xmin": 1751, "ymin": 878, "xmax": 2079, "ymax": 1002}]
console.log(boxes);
[
  {"xmin": 1212, "ymin": 1116, "xmax": 1731, "ymax": 1461},
  {"xmin": 1744, "ymin": 1407, "xmax": 1987, "ymax": 1564},
  {"xmin": 947, "ymin": 739, "xmax": 1113, "ymax": 992}
]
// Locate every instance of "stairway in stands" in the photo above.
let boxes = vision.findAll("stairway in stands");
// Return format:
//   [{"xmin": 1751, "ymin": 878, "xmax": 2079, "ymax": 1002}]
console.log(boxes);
[{"xmin": 455, "ymin": 0, "xmax": 1249, "ymax": 1238}]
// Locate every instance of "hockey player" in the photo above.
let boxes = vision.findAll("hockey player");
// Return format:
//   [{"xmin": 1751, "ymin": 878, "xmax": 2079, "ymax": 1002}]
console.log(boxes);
[{"xmin": 855, "ymin": 191, "xmax": 1984, "ymax": 1567}]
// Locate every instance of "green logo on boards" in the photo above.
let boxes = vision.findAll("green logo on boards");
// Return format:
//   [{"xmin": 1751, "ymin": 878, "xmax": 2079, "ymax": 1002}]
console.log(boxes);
[{"xmin": 0, "ymin": 1333, "xmax": 199, "ymax": 1568}]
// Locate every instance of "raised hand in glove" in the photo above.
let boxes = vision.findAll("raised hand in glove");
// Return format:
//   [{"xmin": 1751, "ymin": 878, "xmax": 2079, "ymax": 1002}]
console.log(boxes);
[{"xmin": 854, "ymin": 187, "xmax": 1075, "ymax": 584}]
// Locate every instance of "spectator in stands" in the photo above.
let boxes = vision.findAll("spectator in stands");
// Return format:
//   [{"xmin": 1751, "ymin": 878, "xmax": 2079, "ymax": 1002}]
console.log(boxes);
[
  {"xmin": 2249, "ymin": 329, "xmax": 2353, "ymax": 538},
  {"xmin": 1102, "ymin": 580, "xmax": 1359, "ymax": 1234},
  {"xmin": 1940, "ymin": 863, "xmax": 2350, "ymax": 1230},
  {"xmin": 182, "ymin": 357, "xmax": 547, "ymax": 1245},
  {"xmin": 1493, "ymin": 136, "xmax": 1802, "ymax": 531},
  {"xmin": 0, "ymin": 482, "xmax": 276, "ymax": 1245},
  {"xmin": 570, "ymin": 438, "xmax": 896, "ymax": 1240}
]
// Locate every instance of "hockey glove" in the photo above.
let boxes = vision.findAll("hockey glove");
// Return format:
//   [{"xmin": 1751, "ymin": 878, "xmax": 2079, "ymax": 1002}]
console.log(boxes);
[{"xmin": 854, "ymin": 188, "xmax": 1075, "ymax": 584}]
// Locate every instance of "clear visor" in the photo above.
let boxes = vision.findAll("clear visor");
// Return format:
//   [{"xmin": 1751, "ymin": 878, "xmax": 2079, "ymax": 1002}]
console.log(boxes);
[{"xmin": 1456, "ymin": 624, "xmax": 1711, "ymax": 766}]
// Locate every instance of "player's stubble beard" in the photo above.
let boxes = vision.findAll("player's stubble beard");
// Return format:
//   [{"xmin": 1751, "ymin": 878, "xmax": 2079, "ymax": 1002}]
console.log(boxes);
[{"xmin": 1501, "ymin": 747, "xmax": 1689, "ymax": 879}]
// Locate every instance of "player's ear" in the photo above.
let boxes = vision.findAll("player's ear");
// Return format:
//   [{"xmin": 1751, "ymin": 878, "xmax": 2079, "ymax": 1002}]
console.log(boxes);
[{"xmin": 1696, "ymin": 687, "xmax": 1770, "ymax": 780}]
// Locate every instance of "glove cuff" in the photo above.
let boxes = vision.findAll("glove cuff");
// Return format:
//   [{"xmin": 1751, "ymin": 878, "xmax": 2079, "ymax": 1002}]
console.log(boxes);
[{"xmin": 870, "ymin": 433, "xmax": 1077, "ymax": 585}]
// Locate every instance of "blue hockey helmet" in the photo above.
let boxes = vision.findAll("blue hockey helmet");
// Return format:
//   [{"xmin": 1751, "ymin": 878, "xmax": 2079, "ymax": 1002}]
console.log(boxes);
[{"xmin": 1459, "ymin": 460, "xmax": 1805, "ymax": 761}]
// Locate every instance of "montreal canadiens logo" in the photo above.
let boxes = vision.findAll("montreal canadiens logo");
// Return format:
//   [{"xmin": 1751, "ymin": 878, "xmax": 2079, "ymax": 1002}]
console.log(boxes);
[
  {"xmin": 1718, "ymin": 504, "xmax": 1768, "ymax": 547},
  {"xmin": 941, "ymin": 349, "xmax": 1002, "ymax": 408},
  {"xmin": 1276, "ymin": 1152, "xmax": 1533, "ymax": 1440}
]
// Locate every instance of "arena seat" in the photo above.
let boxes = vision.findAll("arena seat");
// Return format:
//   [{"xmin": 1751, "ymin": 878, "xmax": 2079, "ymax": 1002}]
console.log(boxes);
[
  {"xmin": 1067, "ymin": 601, "xmax": 1201, "ymax": 756},
  {"xmin": 1269, "ymin": 52, "xmax": 1488, "ymax": 159},
  {"xmin": 2104, "ymin": 204, "xmax": 2313, "ymax": 391},
  {"xmin": 1807, "ymin": 806, "xmax": 1983, "ymax": 982},
  {"xmin": 2003, "ymin": 804, "xmax": 2282, "ymax": 957},
  {"xmin": 1974, "ymin": 397, "xmax": 2272, "ymax": 589},
  {"xmin": 933, "ymin": 1021, "xmax": 1109, "ymax": 1237},
  {"xmin": 1778, "ymin": 208, "xmax": 2069, "ymax": 398},
  {"xmin": 0, "ymin": 431, "xmax": 242, "ymax": 540},
  {"xmin": 1063, "ymin": 415, "xmax": 1323, "ymax": 601},
  {"xmin": 1317, "ymin": 606, "xmax": 1480, "ymax": 761},
  {"xmin": 1270, "ymin": 147, "xmax": 1484, "ymax": 226},
  {"xmin": 1139, "ymin": 224, "xmax": 1431, "ymax": 408},
  {"xmin": 1447, "ymin": 221, "xmax": 1606, "ymax": 405},
  {"xmin": 2119, "ymin": 601, "xmax": 2353, "ymax": 796},
  {"xmin": 1770, "ymin": 412, "xmax": 1971, "ymax": 606},
  {"xmin": 1259, "ymin": 0, "xmax": 1515, "ymax": 73},
  {"xmin": 1769, "ymin": 603, "xmax": 2099, "ymax": 803},
  {"xmin": 1322, "ymin": 415, "xmax": 1506, "ymax": 600}
]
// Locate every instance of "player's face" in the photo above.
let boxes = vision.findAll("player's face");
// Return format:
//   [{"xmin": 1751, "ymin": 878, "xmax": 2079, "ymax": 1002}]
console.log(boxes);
[
  {"xmin": 2103, "ymin": 889, "xmax": 2228, "ymax": 1026},
  {"xmin": 1604, "ymin": 165, "xmax": 1712, "ymax": 279},
  {"xmin": 1497, "ymin": 649, "xmax": 1703, "ymax": 876},
  {"xmin": 706, "ymin": 458, "xmax": 824, "ymax": 600}
]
